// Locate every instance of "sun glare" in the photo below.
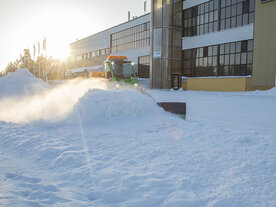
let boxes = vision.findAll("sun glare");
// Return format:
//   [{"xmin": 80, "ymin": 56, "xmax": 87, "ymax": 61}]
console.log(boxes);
[{"xmin": 49, "ymin": 43, "xmax": 71, "ymax": 61}]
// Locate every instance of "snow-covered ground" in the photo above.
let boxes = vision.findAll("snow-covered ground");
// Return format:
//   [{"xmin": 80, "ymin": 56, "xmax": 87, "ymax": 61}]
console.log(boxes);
[{"xmin": 0, "ymin": 69, "xmax": 275, "ymax": 207}]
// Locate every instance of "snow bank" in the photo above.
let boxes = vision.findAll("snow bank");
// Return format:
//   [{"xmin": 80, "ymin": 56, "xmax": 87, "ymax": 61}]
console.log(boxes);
[
  {"xmin": 66, "ymin": 89, "xmax": 165, "ymax": 126},
  {"xmin": 0, "ymin": 69, "xmax": 167, "ymax": 125},
  {"xmin": 0, "ymin": 70, "xmax": 275, "ymax": 206},
  {"xmin": 264, "ymin": 86, "xmax": 276, "ymax": 96},
  {"xmin": 0, "ymin": 69, "xmax": 49, "ymax": 99}
]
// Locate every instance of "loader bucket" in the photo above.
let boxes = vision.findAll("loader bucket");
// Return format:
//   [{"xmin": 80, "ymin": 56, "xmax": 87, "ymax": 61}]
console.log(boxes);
[{"xmin": 157, "ymin": 102, "xmax": 186, "ymax": 119}]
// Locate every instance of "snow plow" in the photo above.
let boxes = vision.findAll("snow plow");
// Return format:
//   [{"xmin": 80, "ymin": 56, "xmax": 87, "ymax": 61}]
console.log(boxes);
[
  {"xmin": 157, "ymin": 102, "xmax": 186, "ymax": 119},
  {"xmin": 70, "ymin": 56, "xmax": 186, "ymax": 119},
  {"xmin": 104, "ymin": 56, "xmax": 138, "ymax": 85}
]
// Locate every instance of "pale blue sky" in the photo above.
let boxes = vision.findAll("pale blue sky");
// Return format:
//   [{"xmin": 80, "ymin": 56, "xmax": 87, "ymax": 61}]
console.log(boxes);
[{"xmin": 0, "ymin": 0, "xmax": 150, "ymax": 71}]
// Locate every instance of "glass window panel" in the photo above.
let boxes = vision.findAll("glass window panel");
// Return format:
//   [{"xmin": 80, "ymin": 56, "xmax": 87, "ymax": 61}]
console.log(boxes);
[
  {"xmin": 249, "ymin": 0, "xmax": 255, "ymax": 12},
  {"xmin": 226, "ymin": 7, "xmax": 231, "ymax": 18},
  {"xmin": 209, "ymin": 12, "xmax": 214, "ymax": 22},
  {"xmin": 247, "ymin": 52, "xmax": 253, "ymax": 64},
  {"xmin": 220, "ymin": 44, "xmax": 225, "ymax": 54},
  {"xmin": 208, "ymin": 46, "xmax": 213, "ymax": 56},
  {"xmin": 209, "ymin": 22, "xmax": 213, "ymax": 32},
  {"xmin": 241, "ymin": 53, "xmax": 247, "ymax": 64},
  {"xmin": 234, "ymin": 65, "xmax": 241, "ymax": 75},
  {"xmin": 200, "ymin": 4, "xmax": 204, "ymax": 14},
  {"xmin": 241, "ymin": 64, "xmax": 247, "ymax": 75},
  {"xmin": 231, "ymin": 5, "xmax": 237, "ymax": 16},
  {"xmin": 221, "ymin": 8, "xmax": 226, "ymax": 19},
  {"xmin": 221, "ymin": 0, "xmax": 226, "ymax": 8},
  {"xmin": 226, "ymin": 18, "xmax": 231, "ymax": 29},
  {"xmin": 249, "ymin": 12, "xmax": 254, "ymax": 24},
  {"xmin": 237, "ymin": 3, "xmax": 242, "ymax": 15},
  {"xmin": 199, "ymin": 58, "xmax": 203, "ymax": 67},
  {"xmin": 208, "ymin": 57, "xmax": 213, "ymax": 66},
  {"xmin": 210, "ymin": 1, "xmax": 214, "ymax": 11},
  {"xmin": 200, "ymin": 15, "xmax": 204, "ymax": 24},
  {"xmin": 229, "ymin": 65, "xmax": 235, "ymax": 76},
  {"xmin": 200, "ymin": 25, "xmax": 204, "ymax": 34},
  {"xmin": 199, "ymin": 48, "xmax": 203, "ymax": 57},
  {"xmin": 230, "ymin": 54, "xmax": 235, "ymax": 65},
  {"xmin": 204, "ymin": 57, "xmax": 208, "ymax": 67},
  {"xmin": 225, "ymin": 43, "xmax": 230, "ymax": 54},
  {"xmin": 214, "ymin": 0, "xmax": 219, "ymax": 10},
  {"xmin": 241, "ymin": 40, "xmax": 247, "ymax": 52},
  {"xmin": 248, "ymin": 40, "xmax": 253, "ymax": 51},
  {"xmin": 204, "ymin": 24, "xmax": 209, "ymax": 34},
  {"xmin": 242, "ymin": 0, "xmax": 249, "ymax": 14},
  {"xmin": 205, "ymin": 13, "xmax": 209, "ymax": 23},
  {"xmin": 226, "ymin": 0, "xmax": 231, "ymax": 6},
  {"xmin": 243, "ymin": 14, "xmax": 248, "ymax": 25},
  {"xmin": 221, "ymin": 19, "xmax": 225, "ymax": 30},
  {"xmin": 213, "ymin": 45, "xmax": 218, "ymax": 56},
  {"xmin": 224, "ymin": 65, "xmax": 229, "ymax": 76},
  {"xmin": 231, "ymin": 16, "xmax": 237, "ymax": 28},
  {"xmin": 230, "ymin": 43, "xmax": 236, "ymax": 53},
  {"xmin": 247, "ymin": 64, "xmax": 253, "ymax": 75},
  {"xmin": 203, "ymin": 47, "xmax": 208, "ymax": 57},
  {"xmin": 214, "ymin": 21, "xmax": 218, "ymax": 31},
  {"xmin": 220, "ymin": 55, "xmax": 224, "ymax": 65},
  {"xmin": 225, "ymin": 54, "xmax": 230, "ymax": 65},
  {"xmin": 213, "ymin": 57, "xmax": 217, "ymax": 66},
  {"xmin": 205, "ymin": 2, "xmax": 209, "ymax": 13},
  {"xmin": 214, "ymin": 10, "xmax": 219, "ymax": 21},
  {"xmin": 237, "ymin": 15, "xmax": 242, "ymax": 26}
]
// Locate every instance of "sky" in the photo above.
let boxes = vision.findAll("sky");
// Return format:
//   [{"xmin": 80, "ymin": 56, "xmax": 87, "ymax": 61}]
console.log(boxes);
[{"xmin": 0, "ymin": 0, "xmax": 150, "ymax": 71}]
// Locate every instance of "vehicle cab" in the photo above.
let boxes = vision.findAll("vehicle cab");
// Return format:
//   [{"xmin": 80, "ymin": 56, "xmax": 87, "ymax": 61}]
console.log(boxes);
[{"xmin": 104, "ymin": 56, "xmax": 138, "ymax": 85}]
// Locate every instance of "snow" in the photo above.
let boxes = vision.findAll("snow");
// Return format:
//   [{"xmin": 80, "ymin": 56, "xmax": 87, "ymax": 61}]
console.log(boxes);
[
  {"xmin": 0, "ymin": 69, "xmax": 276, "ymax": 207},
  {"xmin": 0, "ymin": 69, "xmax": 49, "ymax": 99}
]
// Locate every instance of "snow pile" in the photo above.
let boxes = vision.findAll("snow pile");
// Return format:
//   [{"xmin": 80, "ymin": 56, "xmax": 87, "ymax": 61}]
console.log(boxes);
[
  {"xmin": 0, "ymin": 69, "xmax": 49, "ymax": 99},
  {"xmin": 0, "ymin": 69, "xmax": 275, "ymax": 206},
  {"xmin": 67, "ymin": 89, "xmax": 165, "ymax": 126},
  {"xmin": 264, "ymin": 86, "xmax": 276, "ymax": 96},
  {"xmin": 0, "ymin": 69, "xmax": 166, "ymax": 125}
]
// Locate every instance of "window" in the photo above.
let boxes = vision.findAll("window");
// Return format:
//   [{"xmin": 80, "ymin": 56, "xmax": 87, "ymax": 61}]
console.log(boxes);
[
  {"xmin": 183, "ymin": 0, "xmax": 255, "ymax": 37},
  {"xmin": 182, "ymin": 40, "xmax": 254, "ymax": 77},
  {"xmin": 183, "ymin": 0, "xmax": 219, "ymax": 37},
  {"xmin": 111, "ymin": 22, "xmax": 150, "ymax": 53}
]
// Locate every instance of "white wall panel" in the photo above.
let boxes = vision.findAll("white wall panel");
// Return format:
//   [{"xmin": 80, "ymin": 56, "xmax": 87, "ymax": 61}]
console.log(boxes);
[
  {"xmin": 183, "ymin": 0, "xmax": 210, "ymax": 10},
  {"xmin": 182, "ymin": 24, "xmax": 254, "ymax": 50}
]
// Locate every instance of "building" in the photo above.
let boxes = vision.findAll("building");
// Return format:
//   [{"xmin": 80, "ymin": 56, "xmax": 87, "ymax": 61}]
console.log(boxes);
[
  {"xmin": 69, "ymin": 0, "xmax": 276, "ymax": 91},
  {"xmin": 70, "ymin": 14, "xmax": 151, "ymax": 79}
]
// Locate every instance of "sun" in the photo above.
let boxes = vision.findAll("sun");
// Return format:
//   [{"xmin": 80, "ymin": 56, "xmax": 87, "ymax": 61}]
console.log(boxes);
[{"xmin": 48, "ymin": 42, "xmax": 71, "ymax": 61}]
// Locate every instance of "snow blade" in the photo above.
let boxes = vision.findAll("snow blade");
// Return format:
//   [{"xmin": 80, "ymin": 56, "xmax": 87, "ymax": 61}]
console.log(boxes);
[{"xmin": 157, "ymin": 102, "xmax": 186, "ymax": 119}]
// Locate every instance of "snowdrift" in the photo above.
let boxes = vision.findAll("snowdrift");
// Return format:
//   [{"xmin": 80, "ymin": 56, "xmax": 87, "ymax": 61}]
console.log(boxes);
[
  {"xmin": 66, "ymin": 89, "xmax": 165, "ymax": 126},
  {"xmin": 0, "ymin": 69, "xmax": 49, "ymax": 99},
  {"xmin": 0, "ymin": 69, "xmax": 167, "ymax": 125},
  {"xmin": 0, "ymin": 69, "xmax": 275, "ymax": 206}
]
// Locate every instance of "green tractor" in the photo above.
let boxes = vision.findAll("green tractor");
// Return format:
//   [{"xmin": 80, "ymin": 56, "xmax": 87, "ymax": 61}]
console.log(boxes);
[
  {"xmin": 103, "ymin": 55, "xmax": 186, "ymax": 119},
  {"xmin": 104, "ymin": 55, "xmax": 138, "ymax": 85}
]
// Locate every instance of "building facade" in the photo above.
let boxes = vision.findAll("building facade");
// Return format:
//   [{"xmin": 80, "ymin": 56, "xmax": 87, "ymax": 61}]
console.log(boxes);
[
  {"xmin": 69, "ymin": 0, "xmax": 276, "ymax": 90},
  {"xmin": 70, "ymin": 14, "xmax": 151, "ymax": 79}
]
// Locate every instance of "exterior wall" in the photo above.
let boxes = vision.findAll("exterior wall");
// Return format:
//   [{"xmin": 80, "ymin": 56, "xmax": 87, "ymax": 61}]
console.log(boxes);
[
  {"xmin": 150, "ymin": 0, "xmax": 183, "ymax": 89},
  {"xmin": 182, "ymin": 24, "xmax": 254, "ymax": 50},
  {"xmin": 252, "ymin": 0, "xmax": 276, "ymax": 88},
  {"xmin": 182, "ymin": 0, "xmax": 256, "ymax": 79},
  {"xmin": 69, "ymin": 14, "xmax": 151, "ymax": 74},
  {"xmin": 182, "ymin": 76, "xmax": 254, "ymax": 91},
  {"xmin": 70, "ymin": 14, "xmax": 150, "ymax": 56}
]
